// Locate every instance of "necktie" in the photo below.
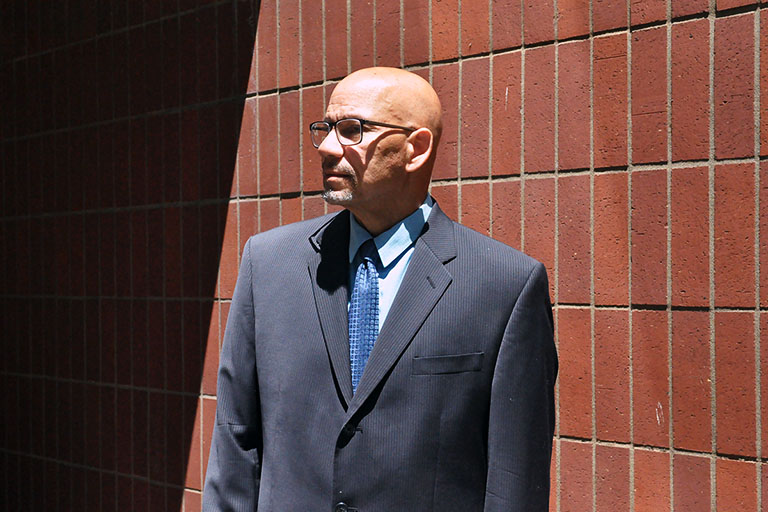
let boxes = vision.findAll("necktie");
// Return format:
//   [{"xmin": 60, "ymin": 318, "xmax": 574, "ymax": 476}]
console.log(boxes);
[{"xmin": 349, "ymin": 239, "xmax": 380, "ymax": 393}]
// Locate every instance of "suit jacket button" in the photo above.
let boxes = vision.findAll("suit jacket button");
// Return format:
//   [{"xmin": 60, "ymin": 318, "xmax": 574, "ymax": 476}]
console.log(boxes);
[
  {"xmin": 342, "ymin": 424, "xmax": 355, "ymax": 436},
  {"xmin": 334, "ymin": 502, "xmax": 349, "ymax": 512}
]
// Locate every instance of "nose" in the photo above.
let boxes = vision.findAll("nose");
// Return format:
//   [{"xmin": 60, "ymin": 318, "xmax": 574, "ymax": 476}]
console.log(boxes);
[{"xmin": 317, "ymin": 129, "xmax": 344, "ymax": 158}]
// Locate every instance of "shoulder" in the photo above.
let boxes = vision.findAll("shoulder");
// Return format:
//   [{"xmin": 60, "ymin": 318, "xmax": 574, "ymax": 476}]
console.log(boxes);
[
  {"xmin": 243, "ymin": 211, "xmax": 340, "ymax": 258},
  {"xmin": 450, "ymin": 221, "xmax": 544, "ymax": 279}
]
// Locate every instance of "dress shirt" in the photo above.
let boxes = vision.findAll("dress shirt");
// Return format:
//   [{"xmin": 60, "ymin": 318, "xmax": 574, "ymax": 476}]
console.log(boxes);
[{"xmin": 348, "ymin": 196, "xmax": 434, "ymax": 330}]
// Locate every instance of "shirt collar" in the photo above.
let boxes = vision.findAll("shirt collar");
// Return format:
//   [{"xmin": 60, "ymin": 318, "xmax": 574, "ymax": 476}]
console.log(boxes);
[{"xmin": 348, "ymin": 196, "xmax": 434, "ymax": 268}]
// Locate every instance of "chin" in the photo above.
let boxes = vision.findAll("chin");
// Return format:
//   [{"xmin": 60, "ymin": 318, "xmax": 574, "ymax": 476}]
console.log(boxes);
[{"xmin": 322, "ymin": 189, "xmax": 356, "ymax": 205}]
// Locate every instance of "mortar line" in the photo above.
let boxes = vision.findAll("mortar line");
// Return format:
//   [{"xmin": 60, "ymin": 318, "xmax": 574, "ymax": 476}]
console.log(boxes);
[
  {"xmin": 625, "ymin": 17, "xmax": 636, "ymax": 511},
  {"xmin": 275, "ymin": 0, "xmax": 282, "ymax": 225},
  {"xmin": 373, "ymin": 0, "xmax": 378, "ymax": 66},
  {"xmin": 297, "ymin": 0, "xmax": 305, "ymax": 219},
  {"xmin": 753, "ymin": 11, "xmax": 762, "ymax": 511},
  {"xmin": 456, "ymin": 0, "xmax": 463, "ymax": 223},
  {"xmin": 345, "ymin": 0, "xmax": 351, "ymax": 75},
  {"xmin": 665, "ymin": 2, "xmax": 675, "ymax": 509},
  {"xmin": 589, "ymin": 1, "xmax": 597, "ymax": 509},
  {"xmin": 399, "ymin": 0, "xmax": 404, "ymax": 68},
  {"xmin": 707, "ymin": 3, "xmax": 717, "ymax": 510},
  {"xmin": 552, "ymin": 1, "xmax": 562, "ymax": 509}
]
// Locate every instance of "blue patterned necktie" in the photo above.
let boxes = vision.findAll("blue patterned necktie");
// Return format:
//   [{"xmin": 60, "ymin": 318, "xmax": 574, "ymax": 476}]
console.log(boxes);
[{"xmin": 349, "ymin": 238, "xmax": 380, "ymax": 393}]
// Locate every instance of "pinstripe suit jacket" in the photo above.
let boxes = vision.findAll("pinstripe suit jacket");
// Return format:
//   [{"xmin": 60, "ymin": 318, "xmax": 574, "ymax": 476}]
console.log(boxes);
[{"xmin": 202, "ymin": 202, "xmax": 558, "ymax": 511}]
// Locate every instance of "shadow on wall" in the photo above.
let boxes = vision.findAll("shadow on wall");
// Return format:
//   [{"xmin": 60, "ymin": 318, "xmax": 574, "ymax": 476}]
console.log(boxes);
[{"xmin": 0, "ymin": 1, "xmax": 259, "ymax": 510}]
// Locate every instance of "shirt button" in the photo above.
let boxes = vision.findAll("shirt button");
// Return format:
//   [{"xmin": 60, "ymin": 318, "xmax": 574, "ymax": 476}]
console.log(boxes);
[{"xmin": 334, "ymin": 502, "xmax": 349, "ymax": 512}]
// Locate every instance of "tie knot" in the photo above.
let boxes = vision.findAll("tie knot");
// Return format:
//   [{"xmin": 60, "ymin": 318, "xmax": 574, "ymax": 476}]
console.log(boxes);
[{"xmin": 358, "ymin": 238, "xmax": 379, "ymax": 265}]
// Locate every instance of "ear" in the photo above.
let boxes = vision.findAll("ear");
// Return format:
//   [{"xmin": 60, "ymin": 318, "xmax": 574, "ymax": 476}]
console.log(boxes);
[{"xmin": 404, "ymin": 128, "xmax": 434, "ymax": 173}]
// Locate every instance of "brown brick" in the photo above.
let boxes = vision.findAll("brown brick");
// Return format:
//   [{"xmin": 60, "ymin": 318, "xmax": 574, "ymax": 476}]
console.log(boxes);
[
  {"xmin": 594, "ymin": 35, "xmax": 628, "ymax": 169},
  {"xmin": 558, "ymin": 174, "xmax": 590, "ymax": 304},
  {"xmin": 716, "ymin": 312, "xmax": 756, "ymax": 457},
  {"xmin": 673, "ymin": 453, "xmax": 710, "ymax": 510},
  {"xmin": 461, "ymin": 0, "xmax": 489, "ymax": 55},
  {"xmin": 633, "ymin": 310, "xmax": 669, "ymax": 447},
  {"xmin": 461, "ymin": 182, "xmax": 490, "ymax": 235},
  {"xmin": 634, "ymin": 449, "xmax": 670, "ymax": 511},
  {"xmin": 762, "ymin": 314, "xmax": 768, "ymax": 455},
  {"xmin": 558, "ymin": 40, "xmax": 590, "ymax": 171},
  {"xmin": 281, "ymin": 197, "xmax": 302, "ymax": 226},
  {"xmin": 301, "ymin": 0, "xmax": 324, "ymax": 84},
  {"xmin": 762, "ymin": 163, "xmax": 768, "ymax": 306},
  {"xmin": 717, "ymin": 0, "xmax": 758, "ymax": 9},
  {"xmin": 557, "ymin": 307, "xmax": 592, "ymax": 438},
  {"xmin": 325, "ymin": 0, "xmax": 348, "ymax": 80},
  {"xmin": 403, "ymin": 0, "xmax": 430, "ymax": 65},
  {"xmin": 432, "ymin": 0, "xmax": 459, "ymax": 61},
  {"xmin": 593, "ymin": 0, "xmax": 628, "ymax": 33},
  {"xmin": 304, "ymin": 195, "xmax": 326, "ymax": 219},
  {"xmin": 259, "ymin": 95, "xmax": 280, "ymax": 196},
  {"xmin": 256, "ymin": 0, "xmax": 277, "ymax": 91},
  {"xmin": 278, "ymin": 0, "xmax": 300, "ymax": 88},
  {"xmin": 671, "ymin": 311, "xmax": 711, "ymax": 452},
  {"xmin": 431, "ymin": 183, "xmax": 458, "ymax": 221},
  {"xmin": 631, "ymin": 169, "xmax": 667, "ymax": 305},
  {"xmin": 595, "ymin": 310, "xmax": 630, "ymax": 442},
  {"xmin": 523, "ymin": 0, "xmax": 554, "ymax": 44},
  {"xmin": 714, "ymin": 163, "xmax": 755, "ymax": 307},
  {"xmin": 350, "ymin": 0, "xmax": 374, "ymax": 71},
  {"xmin": 432, "ymin": 63, "xmax": 459, "ymax": 179},
  {"xmin": 596, "ymin": 445, "xmax": 629, "ymax": 511},
  {"xmin": 672, "ymin": 0, "xmax": 708, "ymax": 17},
  {"xmin": 302, "ymin": 86, "xmax": 325, "ymax": 193},
  {"xmin": 631, "ymin": 0, "xmax": 665, "ymax": 25},
  {"xmin": 670, "ymin": 166, "xmax": 708, "ymax": 307},
  {"xmin": 491, "ymin": 51, "xmax": 521, "ymax": 176},
  {"xmin": 375, "ymin": 1, "xmax": 401, "ymax": 66},
  {"xmin": 632, "ymin": 27, "xmax": 667, "ymax": 164},
  {"xmin": 237, "ymin": 98, "xmax": 258, "ymax": 197},
  {"xmin": 492, "ymin": 0, "xmax": 522, "ymax": 50},
  {"xmin": 594, "ymin": 172, "xmax": 629, "ymax": 305},
  {"xmin": 524, "ymin": 178, "xmax": 555, "ymax": 289},
  {"xmin": 714, "ymin": 13, "xmax": 755, "ymax": 159},
  {"xmin": 524, "ymin": 45, "xmax": 555, "ymax": 173},
  {"xmin": 671, "ymin": 19, "xmax": 709, "ymax": 162},
  {"xmin": 260, "ymin": 198, "xmax": 280, "ymax": 233},
  {"xmin": 558, "ymin": 0, "xmax": 590, "ymax": 39},
  {"xmin": 560, "ymin": 440, "xmax": 592, "ymax": 512},
  {"xmin": 491, "ymin": 180, "xmax": 521, "ymax": 248},
  {"xmin": 279, "ymin": 91, "xmax": 301, "ymax": 194},
  {"xmin": 716, "ymin": 459, "xmax": 757, "ymax": 511},
  {"xmin": 762, "ymin": 11, "xmax": 768, "ymax": 156},
  {"xmin": 461, "ymin": 57, "xmax": 490, "ymax": 178}
]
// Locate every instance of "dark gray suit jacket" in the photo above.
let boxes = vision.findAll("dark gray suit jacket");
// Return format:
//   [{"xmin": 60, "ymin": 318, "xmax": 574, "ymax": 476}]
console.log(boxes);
[{"xmin": 202, "ymin": 203, "xmax": 557, "ymax": 511}]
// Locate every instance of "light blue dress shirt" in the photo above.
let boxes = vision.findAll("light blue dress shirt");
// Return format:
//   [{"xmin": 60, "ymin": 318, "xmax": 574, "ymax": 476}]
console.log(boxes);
[{"xmin": 348, "ymin": 196, "xmax": 434, "ymax": 331}]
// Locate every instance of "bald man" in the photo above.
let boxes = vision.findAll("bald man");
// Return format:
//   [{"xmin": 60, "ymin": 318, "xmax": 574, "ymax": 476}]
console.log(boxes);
[{"xmin": 203, "ymin": 67, "xmax": 557, "ymax": 511}]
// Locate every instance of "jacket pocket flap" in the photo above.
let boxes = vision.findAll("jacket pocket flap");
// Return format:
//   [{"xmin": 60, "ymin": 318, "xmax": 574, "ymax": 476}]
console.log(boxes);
[{"xmin": 412, "ymin": 352, "xmax": 484, "ymax": 375}]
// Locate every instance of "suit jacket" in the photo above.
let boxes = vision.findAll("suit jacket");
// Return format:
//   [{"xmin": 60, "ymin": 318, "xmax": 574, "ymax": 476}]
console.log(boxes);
[{"xmin": 203, "ymin": 203, "xmax": 558, "ymax": 511}]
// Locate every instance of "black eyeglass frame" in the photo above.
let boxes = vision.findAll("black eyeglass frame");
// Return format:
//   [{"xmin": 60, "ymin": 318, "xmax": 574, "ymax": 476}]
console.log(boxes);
[{"xmin": 308, "ymin": 118, "xmax": 416, "ymax": 148}]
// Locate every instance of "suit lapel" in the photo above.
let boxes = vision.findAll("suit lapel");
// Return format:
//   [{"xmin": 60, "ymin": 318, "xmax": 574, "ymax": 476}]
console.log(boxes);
[
  {"xmin": 349, "ymin": 203, "xmax": 457, "ymax": 412},
  {"xmin": 308, "ymin": 211, "xmax": 355, "ymax": 406}
]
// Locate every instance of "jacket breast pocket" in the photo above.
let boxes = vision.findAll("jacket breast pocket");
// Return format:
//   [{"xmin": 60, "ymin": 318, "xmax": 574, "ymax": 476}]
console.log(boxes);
[{"xmin": 412, "ymin": 352, "xmax": 484, "ymax": 375}]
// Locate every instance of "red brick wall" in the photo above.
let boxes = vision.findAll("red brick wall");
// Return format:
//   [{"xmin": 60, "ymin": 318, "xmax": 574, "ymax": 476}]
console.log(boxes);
[{"xmin": 2, "ymin": 0, "xmax": 767, "ymax": 510}]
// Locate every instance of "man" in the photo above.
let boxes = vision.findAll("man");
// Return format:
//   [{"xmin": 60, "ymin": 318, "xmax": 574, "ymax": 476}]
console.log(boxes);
[{"xmin": 203, "ymin": 67, "xmax": 557, "ymax": 511}]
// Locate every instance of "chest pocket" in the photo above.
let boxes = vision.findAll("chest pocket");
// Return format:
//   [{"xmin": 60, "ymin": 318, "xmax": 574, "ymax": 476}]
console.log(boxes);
[{"xmin": 412, "ymin": 352, "xmax": 484, "ymax": 375}]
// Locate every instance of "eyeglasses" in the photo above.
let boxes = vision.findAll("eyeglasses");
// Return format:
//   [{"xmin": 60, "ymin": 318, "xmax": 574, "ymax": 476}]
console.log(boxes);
[{"xmin": 308, "ymin": 118, "xmax": 415, "ymax": 148}]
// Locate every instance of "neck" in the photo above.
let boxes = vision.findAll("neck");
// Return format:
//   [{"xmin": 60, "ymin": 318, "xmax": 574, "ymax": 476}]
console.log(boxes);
[{"xmin": 349, "ymin": 195, "xmax": 427, "ymax": 236}]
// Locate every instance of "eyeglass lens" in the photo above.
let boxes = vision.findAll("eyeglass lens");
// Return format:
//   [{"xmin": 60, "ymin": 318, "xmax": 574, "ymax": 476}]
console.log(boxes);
[{"xmin": 310, "ymin": 119, "xmax": 363, "ymax": 147}]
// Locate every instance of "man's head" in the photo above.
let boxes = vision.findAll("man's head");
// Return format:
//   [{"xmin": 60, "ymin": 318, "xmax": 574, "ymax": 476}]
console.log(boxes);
[{"xmin": 312, "ymin": 67, "xmax": 443, "ymax": 235}]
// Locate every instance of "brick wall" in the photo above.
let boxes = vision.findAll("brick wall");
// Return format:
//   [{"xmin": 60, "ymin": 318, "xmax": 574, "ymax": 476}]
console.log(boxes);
[{"xmin": 1, "ymin": 0, "xmax": 766, "ymax": 510}]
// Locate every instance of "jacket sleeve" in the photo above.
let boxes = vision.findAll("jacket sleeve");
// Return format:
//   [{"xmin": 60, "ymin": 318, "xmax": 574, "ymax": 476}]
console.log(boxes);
[
  {"xmin": 484, "ymin": 262, "xmax": 558, "ymax": 512},
  {"xmin": 203, "ymin": 239, "xmax": 262, "ymax": 511}
]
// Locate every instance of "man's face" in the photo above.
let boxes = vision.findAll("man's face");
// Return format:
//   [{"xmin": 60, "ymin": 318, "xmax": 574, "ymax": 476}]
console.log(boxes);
[{"xmin": 317, "ymin": 81, "xmax": 410, "ymax": 214}]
